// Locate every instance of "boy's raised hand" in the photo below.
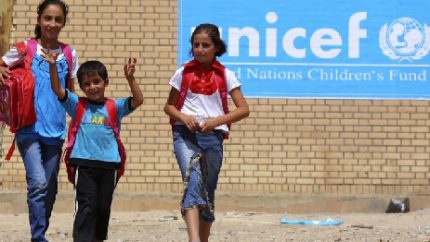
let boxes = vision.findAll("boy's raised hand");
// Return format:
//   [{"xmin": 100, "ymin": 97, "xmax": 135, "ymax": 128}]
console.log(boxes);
[
  {"xmin": 124, "ymin": 57, "xmax": 137, "ymax": 82},
  {"xmin": 123, "ymin": 57, "xmax": 143, "ymax": 110}
]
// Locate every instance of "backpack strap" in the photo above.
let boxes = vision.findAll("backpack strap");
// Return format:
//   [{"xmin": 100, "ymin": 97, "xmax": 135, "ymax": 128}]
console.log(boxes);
[
  {"xmin": 105, "ymin": 99, "xmax": 127, "ymax": 181},
  {"xmin": 64, "ymin": 97, "xmax": 88, "ymax": 160},
  {"xmin": 23, "ymin": 39, "xmax": 37, "ymax": 70},
  {"xmin": 4, "ymin": 137, "xmax": 16, "ymax": 161},
  {"xmin": 212, "ymin": 60, "xmax": 229, "ymax": 116},
  {"xmin": 212, "ymin": 60, "xmax": 230, "ymax": 139},
  {"xmin": 25, "ymin": 39, "xmax": 38, "ymax": 62},
  {"xmin": 14, "ymin": 42, "xmax": 26, "ymax": 56},
  {"xmin": 169, "ymin": 63, "xmax": 193, "ymax": 127},
  {"xmin": 13, "ymin": 39, "xmax": 37, "ymax": 69},
  {"xmin": 62, "ymin": 96, "xmax": 87, "ymax": 184},
  {"xmin": 60, "ymin": 43, "xmax": 74, "ymax": 90},
  {"xmin": 68, "ymin": 97, "xmax": 88, "ymax": 150},
  {"xmin": 176, "ymin": 60, "xmax": 198, "ymax": 111}
]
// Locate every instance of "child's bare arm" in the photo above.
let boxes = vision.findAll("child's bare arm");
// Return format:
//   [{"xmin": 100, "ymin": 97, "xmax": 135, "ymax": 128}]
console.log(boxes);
[
  {"xmin": 42, "ymin": 49, "xmax": 66, "ymax": 100},
  {"xmin": 124, "ymin": 58, "xmax": 143, "ymax": 109},
  {"xmin": 164, "ymin": 87, "xmax": 200, "ymax": 133},
  {"xmin": 200, "ymin": 87, "xmax": 250, "ymax": 133},
  {"xmin": 0, "ymin": 60, "xmax": 10, "ymax": 85}
]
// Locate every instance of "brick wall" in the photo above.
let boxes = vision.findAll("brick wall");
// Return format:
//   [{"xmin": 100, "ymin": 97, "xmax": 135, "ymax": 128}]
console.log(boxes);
[{"xmin": 1, "ymin": 0, "xmax": 429, "ymax": 195}]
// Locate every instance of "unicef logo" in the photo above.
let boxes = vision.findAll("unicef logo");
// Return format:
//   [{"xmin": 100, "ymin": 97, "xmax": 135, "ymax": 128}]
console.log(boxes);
[{"xmin": 379, "ymin": 17, "xmax": 430, "ymax": 62}]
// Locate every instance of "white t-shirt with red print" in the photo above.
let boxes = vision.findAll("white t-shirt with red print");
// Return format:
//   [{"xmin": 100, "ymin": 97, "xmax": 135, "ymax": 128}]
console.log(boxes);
[{"xmin": 169, "ymin": 65, "xmax": 241, "ymax": 133}]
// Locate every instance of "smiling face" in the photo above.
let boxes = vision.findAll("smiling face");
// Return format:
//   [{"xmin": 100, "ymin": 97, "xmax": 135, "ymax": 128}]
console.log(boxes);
[
  {"xmin": 192, "ymin": 33, "xmax": 219, "ymax": 69},
  {"xmin": 37, "ymin": 4, "xmax": 66, "ymax": 41},
  {"xmin": 79, "ymin": 72, "xmax": 108, "ymax": 102}
]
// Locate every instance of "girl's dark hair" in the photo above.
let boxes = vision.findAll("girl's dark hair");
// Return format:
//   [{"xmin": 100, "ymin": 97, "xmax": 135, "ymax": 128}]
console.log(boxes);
[
  {"xmin": 34, "ymin": 0, "xmax": 69, "ymax": 39},
  {"xmin": 77, "ymin": 60, "xmax": 109, "ymax": 87},
  {"xmin": 190, "ymin": 23, "xmax": 227, "ymax": 57}
]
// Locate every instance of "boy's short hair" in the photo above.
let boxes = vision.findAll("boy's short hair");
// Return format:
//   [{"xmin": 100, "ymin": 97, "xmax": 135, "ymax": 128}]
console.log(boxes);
[{"xmin": 77, "ymin": 60, "xmax": 108, "ymax": 86}]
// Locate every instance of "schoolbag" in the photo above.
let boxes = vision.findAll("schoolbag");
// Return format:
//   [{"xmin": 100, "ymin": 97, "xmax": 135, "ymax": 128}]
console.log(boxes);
[
  {"xmin": 169, "ymin": 59, "xmax": 230, "ymax": 139},
  {"xmin": 0, "ymin": 39, "xmax": 73, "ymax": 160},
  {"xmin": 63, "ymin": 97, "xmax": 127, "ymax": 185}
]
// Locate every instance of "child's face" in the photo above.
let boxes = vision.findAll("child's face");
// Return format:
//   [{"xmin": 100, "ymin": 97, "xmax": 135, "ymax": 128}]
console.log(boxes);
[
  {"xmin": 192, "ymin": 33, "xmax": 218, "ymax": 69},
  {"xmin": 38, "ymin": 4, "xmax": 65, "ymax": 41},
  {"xmin": 79, "ymin": 73, "xmax": 108, "ymax": 102}
]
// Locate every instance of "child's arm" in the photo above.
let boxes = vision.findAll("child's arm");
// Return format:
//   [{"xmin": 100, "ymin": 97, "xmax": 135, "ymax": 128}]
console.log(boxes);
[
  {"xmin": 42, "ymin": 49, "xmax": 66, "ymax": 100},
  {"xmin": 164, "ymin": 88, "xmax": 201, "ymax": 133},
  {"xmin": 200, "ymin": 87, "xmax": 250, "ymax": 133},
  {"xmin": 124, "ymin": 58, "xmax": 143, "ymax": 109},
  {"xmin": 0, "ymin": 60, "xmax": 10, "ymax": 84}
]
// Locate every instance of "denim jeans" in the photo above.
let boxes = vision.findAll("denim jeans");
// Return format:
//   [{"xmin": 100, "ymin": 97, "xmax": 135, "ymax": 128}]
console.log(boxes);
[
  {"xmin": 17, "ymin": 137, "xmax": 61, "ymax": 242},
  {"xmin": 173, "ymin": 125, "xmax": 223, "ymax": 223}
]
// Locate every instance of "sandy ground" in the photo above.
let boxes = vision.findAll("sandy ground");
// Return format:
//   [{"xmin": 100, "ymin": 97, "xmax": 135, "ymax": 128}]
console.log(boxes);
[
  {"xmin": 0, "ymin": 191, "xmax": 429, "ymax": 241},
  {"xmin": 0, "ymin": 209, "xmax": 429, "ymax": 242}
]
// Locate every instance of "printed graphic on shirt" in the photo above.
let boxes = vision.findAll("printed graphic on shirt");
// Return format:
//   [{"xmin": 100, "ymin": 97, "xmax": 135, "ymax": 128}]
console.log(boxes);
[{"xmin": 82, "ymin": 115, "xmax": 113, "ymax": 126}]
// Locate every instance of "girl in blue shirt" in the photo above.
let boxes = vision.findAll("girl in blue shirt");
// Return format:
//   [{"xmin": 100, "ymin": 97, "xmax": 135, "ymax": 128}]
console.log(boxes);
[{"xmin": 0, "ymin": 1, "xmax": 78, "ymax": 241}]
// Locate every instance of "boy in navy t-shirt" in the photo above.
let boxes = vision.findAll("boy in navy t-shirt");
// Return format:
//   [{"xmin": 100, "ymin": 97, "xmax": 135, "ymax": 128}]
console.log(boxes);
[{"xmin": 43, "ymin": 51, "xmax": 143, "ymax": 242}]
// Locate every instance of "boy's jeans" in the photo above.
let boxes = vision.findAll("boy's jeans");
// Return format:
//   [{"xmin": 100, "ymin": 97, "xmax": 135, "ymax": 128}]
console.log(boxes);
[
  {"xmin": 173, "ymin": 125, "xmax": 223, "ymax": 223},
  {"xmin": 17, "ymin": 138, "xmax": 61, "ymax": 242}
]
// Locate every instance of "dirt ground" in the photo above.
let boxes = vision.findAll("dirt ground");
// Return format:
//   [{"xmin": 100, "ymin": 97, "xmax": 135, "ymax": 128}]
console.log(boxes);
[{"xmin": 0, "ymin": 191, "xmax": 430, "ymax": 242}]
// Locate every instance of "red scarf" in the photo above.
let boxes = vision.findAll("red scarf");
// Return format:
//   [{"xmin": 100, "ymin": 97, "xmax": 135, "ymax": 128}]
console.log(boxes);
[{"xmin": 189, "ymin": 67, "xmax": 217, "ymax": 95}]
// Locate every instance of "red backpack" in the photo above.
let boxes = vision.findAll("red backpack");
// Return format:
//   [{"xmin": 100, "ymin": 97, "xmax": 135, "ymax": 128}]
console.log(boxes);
[
  {"xmin": 0, "ymin": 39, "xmax": 73, "ymax": 160},
  {"xmin": 170, "ymin": 59, "xmax": 230, "ymax": 138},
  {"xmin": 63, "ymin": 97, "xmax": 127, "ymax": 185}
]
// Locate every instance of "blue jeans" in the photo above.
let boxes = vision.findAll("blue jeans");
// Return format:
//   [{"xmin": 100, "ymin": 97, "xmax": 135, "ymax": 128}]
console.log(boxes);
[
  {"xmin": 173, "ymin": 126, "xmax": 223, "ymax": 223},
  {"xmin": 17, "ymin": 137, "xmax": 61, "ymax": 242}
]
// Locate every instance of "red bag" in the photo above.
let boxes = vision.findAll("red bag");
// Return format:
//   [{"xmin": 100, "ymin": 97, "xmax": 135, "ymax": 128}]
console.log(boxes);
[
  {"xmin": 0, "ymin": 40, "xmax": 37, "ymax": 132},
  {"xmin": 0, "ymin": 40, "xmax": 37, "ymax": 160},
  {"xmin": 0, "ymin": 39, "xmax": 74, "ymax": 160},
  {"xmin": 63, "ymin": 97, "xmax": 127, "ymax": 185}
]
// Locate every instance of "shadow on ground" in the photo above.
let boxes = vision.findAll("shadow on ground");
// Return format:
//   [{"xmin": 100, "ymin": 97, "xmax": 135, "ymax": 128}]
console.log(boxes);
[{"xmin": 0, "ymin": 190, "xmax": 429, "ymax": 214}]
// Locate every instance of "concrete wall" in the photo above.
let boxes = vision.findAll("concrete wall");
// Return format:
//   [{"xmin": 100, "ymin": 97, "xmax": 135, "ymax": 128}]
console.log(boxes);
[{"xmin": 1, "ymin": 0, "xmax": 429, "ymax": 196}]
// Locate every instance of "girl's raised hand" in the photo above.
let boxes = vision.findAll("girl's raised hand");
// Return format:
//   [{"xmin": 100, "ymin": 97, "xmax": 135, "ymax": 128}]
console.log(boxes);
[
  {"xmin": 41, "ymin": 48, "xmax": 60, "ymax": 65},
  {"xmin": 124, "ymin": 57, "xmax": 137, "ymax": 82}
]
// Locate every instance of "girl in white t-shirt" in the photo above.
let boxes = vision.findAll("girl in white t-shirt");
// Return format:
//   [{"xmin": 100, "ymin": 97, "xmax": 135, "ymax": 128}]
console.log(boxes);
[{"xmin": 164, "ymin": 23, "xmax": 250, "ymax": 242}]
